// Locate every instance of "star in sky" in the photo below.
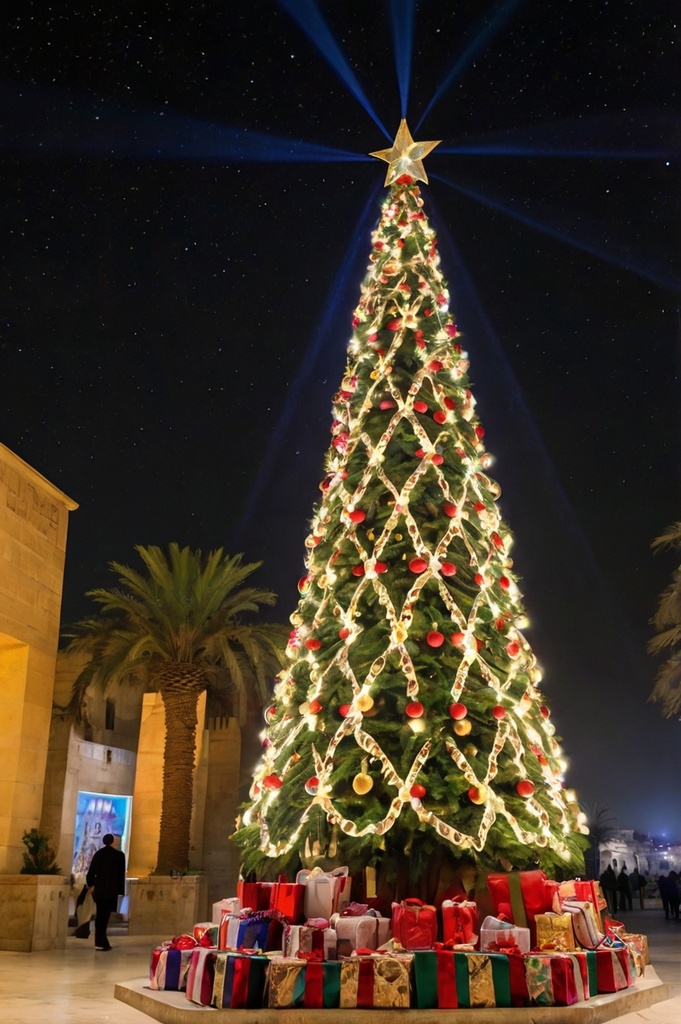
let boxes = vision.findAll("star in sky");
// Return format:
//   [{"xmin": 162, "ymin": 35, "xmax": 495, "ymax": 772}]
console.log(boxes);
[{"xmin": 369, "ymin": 119, "xmax": 442, "ymax": 186}]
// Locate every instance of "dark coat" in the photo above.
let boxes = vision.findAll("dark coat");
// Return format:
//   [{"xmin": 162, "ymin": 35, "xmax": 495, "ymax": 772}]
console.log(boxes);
[{"xmin": 86, "ymin": 844, "xmax": 126, "ymax": 900}]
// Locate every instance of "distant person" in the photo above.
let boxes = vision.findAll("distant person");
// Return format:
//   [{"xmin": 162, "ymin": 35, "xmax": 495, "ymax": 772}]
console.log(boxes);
[
  {"xmin": 668, "ymin": 871, "xmax": 680, "ymax": 921},
  {"xmin": 658, "ymin": 874, "xmax": 672, "ymax": 919},
  {"xmin": 617, "ymin": 867, "xmax": 632, "ymax": 912},
  {"xmin": 600, "ymin": 865, "xmax": 618, "ymax": 915},
  {"xmin": 86, "ymin": 834, "xmax": 126, "ymax": 951},
  {"xmin": 630, "ymin": 868, "xmax": 640, "ymax": 895}
]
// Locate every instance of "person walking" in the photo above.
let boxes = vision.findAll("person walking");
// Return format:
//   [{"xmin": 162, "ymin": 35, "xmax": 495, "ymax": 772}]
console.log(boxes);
[
  {"xmin": 617, "ymin": 867, "xmax": 633, "ymax": 912},
  {"xmin": 86, "ymin": 833, "xmax": 126, "ymax": 951},
  {"xmin": 600, "ymin": 865, "xmax": 618, "ymax": 916}
]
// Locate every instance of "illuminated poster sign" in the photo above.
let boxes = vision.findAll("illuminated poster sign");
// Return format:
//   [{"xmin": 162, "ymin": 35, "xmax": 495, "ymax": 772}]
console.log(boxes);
[{"xmin": 72, "ymin": 791, "xmax": 132, "ymax": 877}]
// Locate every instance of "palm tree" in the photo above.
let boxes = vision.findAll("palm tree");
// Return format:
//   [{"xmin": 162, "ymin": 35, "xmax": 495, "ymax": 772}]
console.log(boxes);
[
  {"xmin": 648, "ymin": 521, "xmax": 681, "ymax": 717},
  {"xmin": 64, "ymin": 544, "xmax": 286, "ymax": 873}
]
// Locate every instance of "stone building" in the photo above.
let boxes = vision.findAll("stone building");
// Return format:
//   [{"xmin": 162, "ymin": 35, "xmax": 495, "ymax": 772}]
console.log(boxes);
[{"xmin": 0, "ymin": 441, "xmax": 254, "ymax": 945}]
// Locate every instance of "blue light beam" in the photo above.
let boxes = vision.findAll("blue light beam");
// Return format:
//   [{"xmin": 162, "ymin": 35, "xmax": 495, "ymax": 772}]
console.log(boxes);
[
  {"xmin": 231, "ymin": 182, "xmax": 382, "ymax": 547},
  {"xmin": 432, "ymin": 173, "xmax": 681, "ymax": 294},
  {"xmin": 277, "ymin": 0, "xmax": 390, "ymax": 138},
  {"xmin": 0, "ymin": 81, "xmax": 369, "ymax": 163},
  {"xmin": 390, "ymin": 0, "xmax": 416, "ymax": 119},
  {"xmin": 437, "ymin": 109, "xmax": 678, "ymax": 161},
  {"xmin": 417, "ymin": 0, "xmax": 526, "ymax": 129}
]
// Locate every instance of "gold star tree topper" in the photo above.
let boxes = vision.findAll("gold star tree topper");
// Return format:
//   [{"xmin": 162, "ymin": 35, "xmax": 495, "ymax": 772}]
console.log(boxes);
[{"xmin": 369, "ymin": 119, "xmax": 441, "ymax": 186}]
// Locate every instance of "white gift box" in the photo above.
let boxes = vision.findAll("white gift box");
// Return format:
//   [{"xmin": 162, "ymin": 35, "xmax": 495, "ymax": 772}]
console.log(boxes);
[
  {"xmin": 283, "ymin": 923, "xmax": 338, "ymax": 960},
  {"xmin": 330, "ymin": 911, "xmax": 390, "ymax": 958},
  {"xmin": 296, "ymin": 866, "xmax": 351, "ymax": 919},
  {"xmin": 212, "ymin": 896, "xmax": 242, "ymax": 925}
]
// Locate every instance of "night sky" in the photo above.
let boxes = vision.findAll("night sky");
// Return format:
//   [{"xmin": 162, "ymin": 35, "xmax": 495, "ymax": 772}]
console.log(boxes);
[{"xmin": 1, "ymin": 2, "xmax": 679, "ymax": 837}]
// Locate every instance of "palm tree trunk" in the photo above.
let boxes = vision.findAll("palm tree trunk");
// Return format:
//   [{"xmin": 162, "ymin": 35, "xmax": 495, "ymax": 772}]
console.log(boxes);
[{"xmin": 155, "ymin": 684, "xmax": 202, "ymax": 874}]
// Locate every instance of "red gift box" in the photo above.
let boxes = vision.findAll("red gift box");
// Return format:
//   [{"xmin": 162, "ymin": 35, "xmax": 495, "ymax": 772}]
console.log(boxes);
[
  {"xmin": 237, "ymin": 880, "xmax": 274, "ymax": 912},
  {"xmin": 594, "ymin": 947, "xmax": 631, "ymax": 992},
  {"xmin": 487, "ymin": 871, "xmax": 558, "ymax": 946},
  {"xmin": 524, "ymin": 953, "xmax": 581, "ymax": 1006},
  {"xmin": 442, "ymin": 897, "xmax": 478, "ymax": 945},
  {"xmin": 270, "ymin": 880, "xmax": 305, "ymax": 922},
  {"xmin": 391, "ymin": 898, "xmax": 438, "ymax": 949}
]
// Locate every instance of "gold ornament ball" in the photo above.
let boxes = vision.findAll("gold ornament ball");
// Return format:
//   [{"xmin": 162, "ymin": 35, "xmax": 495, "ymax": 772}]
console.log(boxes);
[
  {"xmin": 352, "ymin": 772, "xmax": 374, "ymax": 795},
  {"xmin": 356, "ymin": 693, "xmax": 375, "ymax": 713},
  {"xmin": 454, "ymin": 719, "xmax": 472, "ymax": 736},
  {"xmin": 468, "ymin": 784, "xmax": 488, "ymax": 805},
  {"xmin": 464, "ymin": 743, "xmax": 478, "ymax": 757}
]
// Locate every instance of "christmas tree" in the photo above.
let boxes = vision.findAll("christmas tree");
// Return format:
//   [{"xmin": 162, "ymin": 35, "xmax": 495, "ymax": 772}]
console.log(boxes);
[{"xmin": 234, "ymin": 123, "xmax": 588, "ymax": 897}]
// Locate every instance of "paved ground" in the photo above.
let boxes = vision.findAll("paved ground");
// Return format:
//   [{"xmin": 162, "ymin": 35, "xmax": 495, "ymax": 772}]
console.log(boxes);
[{"xmin": 0, "ymin": 907, "xmax": 679, "ymax": 1022}]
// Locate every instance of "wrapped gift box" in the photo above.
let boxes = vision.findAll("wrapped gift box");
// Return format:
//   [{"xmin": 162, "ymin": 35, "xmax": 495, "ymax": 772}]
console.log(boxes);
[
  {"xmin": 297, "ymin": 866, "xmax": 351, "ymax": 919},
  {"xmin": 441, "ymin": 898, "xmax": 478, "ymax": 945},
  {"xmin": 487, "ymin": 871, "xmax": 558, "ymax": 946},
  {"xmin": 391, "ymin": 898, "xmax": 438, "ymax": 949},
  {"xmin": 284, "ymin": 923, "xmax": 337, "ymax": 960},
  {"xmin": 524, "ymin": 953, "xmax": 582, "ymax": 1006},
  {"xmin": 218, "ymin": 911, "xmax": 241, "ymax": 950},
  {"xmin": 237, "ymin": 912, "xmax": 285, "ymax": 952},
  {"xmin": 237, "ymin": 880, "xmax": 274, "ymax": 912},
  {"xmin": 331, "ymin": 912, "xmax": 389, "ymax": 958},
  {"xmin": 185, "ymin": 947, "xmax": 217, "ymax": 1006},
  {"xmin": 480, "ymin": 915, "xmax": 531, "ymax": 953},
  {"xmin": 212, "ymin": 950, "xmax": 270, "ymax": 1008},
  {"xmin": 593, "ymin": 947, "xmax": 632, "ymax": 992},
  {"xmin": 267, "ymin": 957, "xmax": 341, "ymax": 1009},
  {"xmin": 149, "ymin": 945, "xmax": 193, "ymax": 991},
  {"xmin": 340, "ymin": 953, "xmax": 413, "ymax": 1008},
  {"xmin": 535, "ymin": 912, "xmax": 576, "ymax": 952},
  {"xmin": 212, "ymin": 896, "xmax": 241, "ymax": 924},
  {"xmin": 271, "ymin": 881, "xmax": 305, "ymax": 923},
  {"xmin": 412, "ymin": 950, "xmax": 512, "ymax": 1009},
  {"xmin": 568, "ymin": 950, "xmax": 599, "ymax": 997}
]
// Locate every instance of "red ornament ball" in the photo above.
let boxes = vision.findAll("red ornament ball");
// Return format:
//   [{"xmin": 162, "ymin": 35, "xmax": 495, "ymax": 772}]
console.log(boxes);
[
  {"xmin": 492, "ymin": 705, "xmax": 506, "ymax": 720},
  {"xmin": 540, "ymin": 705, "xmax": 550, "ymax": 719},
  {"xmin": 305, "ymin": 637, "xmax": 322, "ymax": 651},
  {"xmin": 413, "ymin": 400, "xmax": 429, "ymax": 413},
  {"xmin": 338, "ymin": 703, "xmax": 352, "ymax": 718},
  {"xmin": 308, "ymin": 699, "xmax": 323, "ymax": 714},
  {"xmin": 440, "ymin": 561, "xmax": 457, "ymax": 576},
  {"xmin": 263, "ymin": 774, "xmax": 283, "ymax": 790},
  {"xmin": 410, "ymin": 783, "xmax": 427, "ymax": 799},
  {"xmin": 374, "ymin": 561, "xmax": 388, "ymax": 574},
  {"xmin": 347, "ymin": 508, "xmax": 366, "ymax": 523},
  {"xmin": 506, "ymin": 641, "xmax": 520, "ymax": 657},
  {"xmin": 499, "ymin": 576, "xmax": 511, "ymax": 590},
  {"xmin": 428, "ymin": 359, "xmax": 444, "ymax": 372},
  {"xmin": 444, "ymin": 396, "xmax": 456, "ymax": 410},
  {"xmin": 304, "ymin": 776, "xmax": 320, "ymax": 795},
  {"xmin": 338, "ymin": 626, "xmax": 350, "ymax": 640},
  {"xmin": 450, "ymin": 632, "xmax": 466, "ymax": 648},
  {"xmin": 449, "ymin": 702, "xmax": 467, "ymax": 720},
  {"xmin": 516, "ymin": 780, "xmax": 535, "ymax": 798},
  {"xmin": 431, "ymin": 453, "xmax": 444, "ymax": 465},
  {"xmin": 352, "ymin": 565, "xmax": 365, "ymax": 577},
  {"xmin": 443, "ymin": 501, "xmax": 457, "ymax": 517},
  {"xmin": 409, "ymin": 557, "xmax": 428, "ymax": 574},
  {"xmin": 406, "ymin": 701, "xmax": 425, "ymax": 719},
  {"xmin": 426, "ymin": 630, "xmax": 445, "ymax": 648},
  {"xmin": 433, "ymin": 410, "xmax": 447, "ymax": 425}
]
